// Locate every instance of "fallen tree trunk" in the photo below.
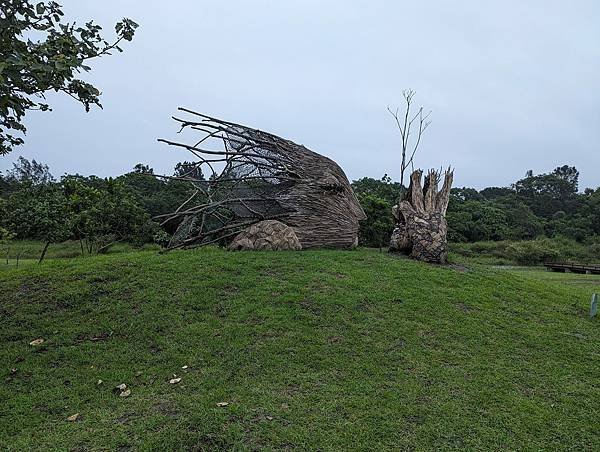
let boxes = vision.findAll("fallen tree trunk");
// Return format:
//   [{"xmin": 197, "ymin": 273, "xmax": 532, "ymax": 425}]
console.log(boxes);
[{"xmin": 389, "ymin": 168, "xmax": 453, "ymax": 264}]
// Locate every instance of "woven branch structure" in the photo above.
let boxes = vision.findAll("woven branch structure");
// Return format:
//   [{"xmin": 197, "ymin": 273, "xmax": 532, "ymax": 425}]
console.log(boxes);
[
  {"xmin": 389, "ymin": 168, "xmax": 454, "ymax": 263},
  {"xmin": 157, "ymin": 109, "xmax": 366, "ymax": 250}
]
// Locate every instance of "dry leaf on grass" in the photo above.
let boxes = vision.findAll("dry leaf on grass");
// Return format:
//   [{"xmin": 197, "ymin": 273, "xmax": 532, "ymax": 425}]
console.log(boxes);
[
  {"xmin": 169, "ymin": 378, "xmax": 182, "ymax": 384},
  {"xmin": 120, "ymin": 389, "xmax": 131, "ymax": 398},
  {"xmin": 216, "ymin": 402, "xmax": 229, "ymax": 407},
  {"xmin": 67, "ymin": 413, "xmax": 80, "ymax": 422},
  {"xmin": 29, "ymin": 339, "xmax": 44, "ymax": 346}
]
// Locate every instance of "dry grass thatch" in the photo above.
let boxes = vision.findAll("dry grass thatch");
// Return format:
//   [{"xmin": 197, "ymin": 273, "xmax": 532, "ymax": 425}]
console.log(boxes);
[{"xmin": 156, "ymin": 109, "xmax": 366, "ymax": 250}]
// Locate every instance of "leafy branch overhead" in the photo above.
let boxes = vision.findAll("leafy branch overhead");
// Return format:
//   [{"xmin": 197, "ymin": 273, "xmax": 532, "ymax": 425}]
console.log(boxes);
[{"xmin": 0, "ymin": 0, "xmax": 138, "ymax": 155}]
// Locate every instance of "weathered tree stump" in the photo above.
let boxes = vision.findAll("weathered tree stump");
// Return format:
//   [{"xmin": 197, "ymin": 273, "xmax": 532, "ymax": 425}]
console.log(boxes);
[{"xmin": 389, "ymin": 168, "xmax": 453, "ymax": 264}]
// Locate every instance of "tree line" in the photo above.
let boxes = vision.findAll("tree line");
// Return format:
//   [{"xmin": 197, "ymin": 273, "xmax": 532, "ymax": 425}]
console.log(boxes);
[
  {"xmin": 352, "ymin": 165, "xmax": 600, "ymax": 248},
  {"xmin": 0, "ymin": 158, "xmax": 200, "ymax": 261},
  {"xmin": 1, "ymin": 158, "xmax": 599, "ymax": 260}
]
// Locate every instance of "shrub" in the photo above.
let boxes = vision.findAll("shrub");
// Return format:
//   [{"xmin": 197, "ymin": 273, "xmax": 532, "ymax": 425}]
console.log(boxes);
[
  {"xmin": 153, "ymin": 229, "xmax": 171, "ymax": 249},
  {"xmin": 505, "ymin": 240, "xmax": 560, "ymax": 265},
  {"xmin": 589, "ymin": 242, "xmax": 600, "ymax": 261},
  {"xmin": 356, "ymin": 194, "xmax": 395, "ymax": 248}
]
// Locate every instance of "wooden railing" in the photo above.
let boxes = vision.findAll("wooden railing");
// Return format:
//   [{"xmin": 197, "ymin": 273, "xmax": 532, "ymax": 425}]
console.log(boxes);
[{"xmin": 544, "ymin": 262, "xmax": 600, "ymax": 274}]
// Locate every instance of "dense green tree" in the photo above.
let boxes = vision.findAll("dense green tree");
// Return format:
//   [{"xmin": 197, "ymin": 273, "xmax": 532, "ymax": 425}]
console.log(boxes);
[
  {"xmin": 450, "ymin": 187, "xmax": 482, "ymax": 202},
  {"xmin": 493, "ymin": 195, "xmax": 543, "ymax": 240},
  {"xmin": 582, "ymin": 188, "xmax": 600, "ymax": 235},
  {"xmin": 0, "ymin": 198, "xmax": 13, "ymax": 243},
  {"xmin": 0, "ymin": 171, "xmax": 9, "ymax": 195},
  {"xmin": 351, "ymin": 175, "xmax": 400, "ymax": 206},
  {"xmin": 133, "ymin": 163, "xmax": 153, "ymax": 174},
  {"xmin": 174, "ymin": 161, "xmax": 205, "ymax": 180},
  {"xmin": 447, "ymin": 201, "xmax": 511, "ymax": 242},
  {"xmin": 356, "ymin": 193, "xmax": 395, "ymax": 248},
  {"xmin": 479, "ymin": 186, "xmax": 514, "ymax": 200},
  {"xmin": 0, "ymin": 225, "xmax": 14, "ymax": 242},
  {"xmin": 514, "ymin": 166, "xmax": 580, "ymax": 217},
  {"xmin": 553, "ymin": 165, "xmax": 579, "ymax": 190},
  {"xmin": 3, "ymin": 183, "xmax": 73, "ymax": 261},
  {"xmin": 4, "ymin": 155, "xmax": 54, "ymax": 185},
  {"xmin": 118, "ymin": 170, "xmax": 167, "ymax": 217},
  {"xmin": 118, "ymin": 164, "xmax": 196, "ymax": 232},
  {"xmin": 0, "ymin": 1, "xmax": 137, "ymax": 154},
  {"xmin": 544, "ymin": 216, "xmax": 590, "ymax": 242},
  {"xmin": 62, "ymin": 175, "xmax": 150, "ymax": 253},
  {"xmin": 352, "ymin": 166, "xmax": 597, "ymax": 246}
]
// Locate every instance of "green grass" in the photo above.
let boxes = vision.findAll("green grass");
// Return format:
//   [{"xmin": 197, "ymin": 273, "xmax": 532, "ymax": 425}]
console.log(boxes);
[
  {"xmin": 0, "ymin": 240, "xmax": 159, "ymax": 268},
  {"xmin": 450, "ymin": 238, "xmax": 600, "ymax": 266},
  {"xmin": 1, "ymin": 248, "xmax": 599, "ymax": 450}
]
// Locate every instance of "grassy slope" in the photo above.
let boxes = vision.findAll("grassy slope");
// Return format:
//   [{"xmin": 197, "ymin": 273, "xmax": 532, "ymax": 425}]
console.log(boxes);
[
  {"xmin": 1, "ymin": 248, "xmax": 599, "ymax": 450},
  {"xmin": 1, "ymin": 240, "xmax": 160, "ymax": 267}
]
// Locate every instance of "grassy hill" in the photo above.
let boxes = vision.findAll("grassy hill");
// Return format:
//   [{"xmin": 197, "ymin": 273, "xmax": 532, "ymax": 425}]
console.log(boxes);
[{"xmin": 1, "ymin": 248, "xmax": 599, "ymax": 450}]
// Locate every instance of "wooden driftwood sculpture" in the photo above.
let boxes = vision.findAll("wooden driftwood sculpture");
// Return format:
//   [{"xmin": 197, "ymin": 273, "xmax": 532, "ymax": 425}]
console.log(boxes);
[
  {"xmin": 389, "ymin": 168, "xmax": 454, "ymax": 263},
  {"xmin": 156, "ymin": 109, "xmax": 366, "ymax": 250}
]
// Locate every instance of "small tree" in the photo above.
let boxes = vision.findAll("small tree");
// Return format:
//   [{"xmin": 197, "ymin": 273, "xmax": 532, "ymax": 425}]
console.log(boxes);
[
  {"xmin": 0, "ymin": 225, "xmax": 16, "ymax": 265},
  {"xmin": 387, "ymin": 92, "xmax": 455, "ymax": 263},
  {"xmin": 133, "ymin": 163, "xmax": 153, "ymax": 174},
  {"xmin": 36, "ymin": 191, "xmax": 72, "ymax": 262},
  {"xmin": 63, "ymin": 176, "xmax": 149, "ymax": 253},
  {"xmin": 0, "ymin": 1, "xmax": 138, "ymax": 155},
  {"xmin": 174, "ymin": 161, "xmax": 205, "ymax": 181},
  {"xmin": 387, "ymin": 90, "xmax": 431, "ymax": 199},
  {"xmin": 4, "ymin": 184, "xmax": 73, "ymax": 262},
  {"xmin": 5, "ymin": 156, "xmax": 54, "ymax": 185},
  {"xmin": 356, "ymin": 193, "xmax": 395, "ymax": 249}
]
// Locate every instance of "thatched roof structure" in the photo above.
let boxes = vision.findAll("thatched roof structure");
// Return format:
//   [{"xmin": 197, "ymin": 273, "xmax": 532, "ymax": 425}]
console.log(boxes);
[{"xmin": 156, "ymin": 109, "xmax": 366, "ymax": 250}]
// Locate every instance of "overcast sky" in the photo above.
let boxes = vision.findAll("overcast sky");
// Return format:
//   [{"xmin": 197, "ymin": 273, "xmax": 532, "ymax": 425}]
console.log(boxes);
[{"xmin": 2, "ymin": 0, "xmax": 599, "ymax": 189}]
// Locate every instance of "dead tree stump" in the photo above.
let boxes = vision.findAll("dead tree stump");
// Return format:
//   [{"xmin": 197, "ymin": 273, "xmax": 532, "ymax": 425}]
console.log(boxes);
[{"xmin": 389, "ymin": 168, "xmax": 453, "ymax": 264}]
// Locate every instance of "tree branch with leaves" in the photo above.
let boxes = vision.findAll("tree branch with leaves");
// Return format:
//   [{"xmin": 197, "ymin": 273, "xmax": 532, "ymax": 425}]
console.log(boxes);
[{"xmin": 0, "ymin": 0, "xmax": 138, "ymax": 155}]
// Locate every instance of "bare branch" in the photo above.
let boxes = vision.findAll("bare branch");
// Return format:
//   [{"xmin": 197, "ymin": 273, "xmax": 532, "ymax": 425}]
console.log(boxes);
[
  {"xmin": 388, "ymin": 90, "xmax": 432, "ymax": 197},
  {"xmin": 157, "ymin": 108, "xmax": 365, "ymax": 251}
]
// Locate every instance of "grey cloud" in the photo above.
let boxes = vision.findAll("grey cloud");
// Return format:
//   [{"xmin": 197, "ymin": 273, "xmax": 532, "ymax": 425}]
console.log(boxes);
[{"xmin": 2, "ymin": 0, "xmax": 599, "ymax": 189}]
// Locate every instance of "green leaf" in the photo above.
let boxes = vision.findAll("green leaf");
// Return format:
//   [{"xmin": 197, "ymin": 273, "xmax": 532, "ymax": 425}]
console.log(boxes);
[{"xmin": 0, "ymin": 3, "xmax": 138, "ymax": 155}]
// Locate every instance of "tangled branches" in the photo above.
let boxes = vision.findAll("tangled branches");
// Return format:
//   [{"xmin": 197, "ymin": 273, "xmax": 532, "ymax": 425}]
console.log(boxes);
[{"xmin": 156, "ymin": 109, "xmax": 365, "ymax": 250}]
